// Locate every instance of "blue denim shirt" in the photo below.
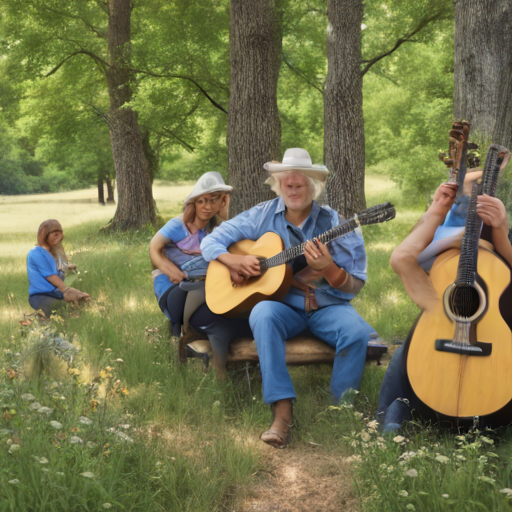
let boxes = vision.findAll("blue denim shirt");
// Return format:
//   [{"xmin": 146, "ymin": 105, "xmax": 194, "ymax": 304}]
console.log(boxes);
[{"xmin": 200, "ymin": 197, "xmax": 368, "ymax": 305}]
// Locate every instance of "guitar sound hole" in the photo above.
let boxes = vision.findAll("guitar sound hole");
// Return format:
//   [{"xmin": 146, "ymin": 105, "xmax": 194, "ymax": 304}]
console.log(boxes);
[{"xmin": 449, "ymin": 285, "xmax": 480, "ymax": 318}]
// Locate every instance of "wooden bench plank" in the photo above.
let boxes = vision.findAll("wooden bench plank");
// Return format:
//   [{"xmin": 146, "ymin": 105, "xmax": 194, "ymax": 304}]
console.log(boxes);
[{"xmin": 184, "ymin": 336, "xmax": 387, "ymax": 367}]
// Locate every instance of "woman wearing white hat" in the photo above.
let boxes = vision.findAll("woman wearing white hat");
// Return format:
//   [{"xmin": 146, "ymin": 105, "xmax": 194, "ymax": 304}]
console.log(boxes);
[{"xmin": 149, "ymin": 172, "xmax": 252, "ymax": 376}]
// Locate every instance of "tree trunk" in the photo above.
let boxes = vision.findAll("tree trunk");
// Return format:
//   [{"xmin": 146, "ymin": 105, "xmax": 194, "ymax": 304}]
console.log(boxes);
[
  {"xmin": 454, "ymin": 0, "xmax": 512, "ymax": 151},
  {"xmin": 106, "ymin": 178, "xmax": 115, "ymax": 203},
  {"xmin": 227, "ymin": 0, "xmax": 283, "ymax": 216},
  {"xmin": 324, "ymin": 0, "xmax": 366, "ymax": 218},
  {"xmin": 105, "ymin": 0, "xmax": 156, "ymax": 230},
  {"xmin": 97, "ymin": 173, "xmax": 105, "ymax": 204}
]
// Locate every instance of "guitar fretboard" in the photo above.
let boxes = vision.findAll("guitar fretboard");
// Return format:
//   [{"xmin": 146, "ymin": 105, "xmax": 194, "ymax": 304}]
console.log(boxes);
[
  {"xmin": 456, "ymin": 146, "xmax": 503, "ymax": 286},
  {"xmin": 260, "ymin": 218, "xmax": 359, "ymax": 270}
]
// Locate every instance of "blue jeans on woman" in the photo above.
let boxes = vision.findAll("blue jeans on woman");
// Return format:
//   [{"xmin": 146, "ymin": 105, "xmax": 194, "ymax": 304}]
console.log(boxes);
[{"xmin": 29, "ymin": 292, "xmax": 65, "ymax": 317}]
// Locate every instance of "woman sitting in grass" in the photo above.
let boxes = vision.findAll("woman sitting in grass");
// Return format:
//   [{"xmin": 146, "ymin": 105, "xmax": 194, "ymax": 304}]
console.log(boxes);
[
  {"xmin": 149, "ymin": 172, "xmax": 252, "ymax": 378},
  {"xmin": 27, "ymin": 219, "xmax": 90, "ymax": 317}
]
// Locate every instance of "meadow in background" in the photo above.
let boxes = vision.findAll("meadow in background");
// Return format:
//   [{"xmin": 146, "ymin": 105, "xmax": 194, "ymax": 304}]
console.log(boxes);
[{"xmin": 2, "ymin": 178, "xmax": 512, "ymax": 511}]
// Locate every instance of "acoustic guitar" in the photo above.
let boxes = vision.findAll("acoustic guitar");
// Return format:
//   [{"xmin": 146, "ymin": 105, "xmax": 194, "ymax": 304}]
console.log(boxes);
[
  {"xmin": 205, "ymin": 202, "xmax": 396, "ymax": 315},
  {"xmin": 406, "ymin": 144, "xmax": 512, "ymax": 426}
]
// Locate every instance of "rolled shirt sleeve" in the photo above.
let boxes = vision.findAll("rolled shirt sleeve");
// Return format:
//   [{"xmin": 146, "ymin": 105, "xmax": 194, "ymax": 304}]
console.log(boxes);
[{"xmin": 200, "ymin": 204, "xmax": 263, "ymax": 261}]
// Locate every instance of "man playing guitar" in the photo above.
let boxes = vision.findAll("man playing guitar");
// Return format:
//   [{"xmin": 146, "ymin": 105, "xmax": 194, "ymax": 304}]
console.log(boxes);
[
  {"xmin": 378, "ymin": 170, "xmax": 512, "ymax": 432},
  {"xmin": 201, "ymin": 148, "xmax": 375, "ymax": 448}
]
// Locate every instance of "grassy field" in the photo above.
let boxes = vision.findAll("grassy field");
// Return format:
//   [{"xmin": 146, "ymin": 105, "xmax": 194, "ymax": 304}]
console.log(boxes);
[{"xmin": 2, "ymin": 178, "xmax": 512, "ymax": 511}]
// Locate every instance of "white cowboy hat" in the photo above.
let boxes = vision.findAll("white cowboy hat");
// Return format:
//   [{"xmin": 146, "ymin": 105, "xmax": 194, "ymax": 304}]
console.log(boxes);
[
  {"xmin": 263, "ymin": 148, "xmax": 329, "ymax": 181},
  {"xmin": 185, "ymin": 172, "xmax": 233, "ymax": 204}
]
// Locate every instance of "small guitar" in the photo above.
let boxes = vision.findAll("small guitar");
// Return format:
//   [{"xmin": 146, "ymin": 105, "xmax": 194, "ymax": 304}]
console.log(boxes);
[
  {"xmin": 205, "ymin": 202, "xmax": 396, "ymax": 315},
  {"xmin": 406, "ymin": 144, "xmax": 512, "ymax": 426}
]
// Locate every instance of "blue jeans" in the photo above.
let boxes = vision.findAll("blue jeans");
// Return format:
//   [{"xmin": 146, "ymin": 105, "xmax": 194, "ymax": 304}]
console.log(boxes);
[
  {"xmin": 377, "ymin": 345, "xmax": 413, "ymax": 431},
  {"xmin": 29, "ymin": 293, "xmax": 65, "ymax": 317},
  {"xmin": 249, "ymin": 301, "xmax": 374, "ymax": 404}
]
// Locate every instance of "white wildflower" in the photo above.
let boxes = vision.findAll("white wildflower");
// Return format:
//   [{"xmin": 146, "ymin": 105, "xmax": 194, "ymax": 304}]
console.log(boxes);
[
  {"xmin": 393, "ymin": 435, "xmax": 406, "ymax": 443},
  {"xmin": 80, "ymin": 472, "xmax": 95, "ymax": 479},
  {"xmin": 346, "ymin": 455, "xmax": 362, "ymax": 463},
  {"xmin": 70, "ymin": 436, "xmax": 83, "ymax": 444},
  {"xmin": 56, "ymin": 472, "xmax": 65, "ymax": 477},
  {"xmin": 435, "ymin": 454, "xmax": 449, "ymax": 464},
  {"xmin": 442, "ymin": 494, "xmax": 449, "ymax": 498},
  {"xmin": 398, "ymin": 490, "xmax": 409, "ymax": 497},
  {"xmin": 79, "ymin": 416, "xmax": 93, "ymax": 426},
  {"xmin": 9, "ymin": 444, "xmax": 20, "ymax": 453},
  {"xmin": 50, "ymin": 421, "xmax": 63, "ymax": 430},
  {"xmin": 21, "ymin": 394, "xmax": 35, "ymax": 401},
  {"xmin": 115, "ymin": 431, "xmax": 133, "ymax": 443},
  {"xmin": 119, "ymin": 424, "xmax": 130, "ymax": 430},
  {"xmin": 387, "ymin": 465, "xmax": 394, "ymax": 472},
  {"xmin": 102, "ymin": 504, "xmax": 112, "ymax": 509},
  {"xmin": 29, "ymin": 402, "xmax": 42, "ymax": 411},
  {"xmin": 38, "ymin": 407, "xmax": 53, "ymax": 415},
  {"xmin": 8, "ymin": 479, "xmax": 19, "ymax": 485},
  {"xmin": 478, "ymin": 476, "xmax": 495, "ymax": 484},
  {"xmin": 360, "ymin": 431, "xmax": 371, "ymax": 442},
  {"xmin": 480, "ymin": 436, "xmax": 494, "ymax": 445},
  {"xmin": 405, "ymin": 468, "xmax": 418, "ymax": 478},
  {"xmin": 500, "ymin": 488, "xmax": 512, "ymax": 497},
  {"xmin": 406, "ymin": 505, "xmax": 415, "ymax": 510},
  {"xmin": 366, "ymin": 420, "xmax": 379, "ymax": 430},
  {"xmin": 86, "ymin": 441, "xmax": 97, "ymax": 449},
  {"xmin": 399, "ymin": 451, "xmax": 417, "ymax": 461}
]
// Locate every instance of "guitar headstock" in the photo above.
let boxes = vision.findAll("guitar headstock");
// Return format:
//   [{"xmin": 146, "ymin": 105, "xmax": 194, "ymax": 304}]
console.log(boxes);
[
  {"xmin": 439, "ymin": 121, "xmax": 472, "ymax": 185},
  {"xmin": 357, "ymin": 202, "xmax": 396, "ymax": 226}
]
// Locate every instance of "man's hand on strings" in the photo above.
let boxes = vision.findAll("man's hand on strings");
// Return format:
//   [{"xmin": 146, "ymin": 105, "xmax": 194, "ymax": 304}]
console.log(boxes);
[
  {"xmin": 304, "ymin": 238, "xmax": 333, "ymax": 271},
  {"xmin": 217, "ymin": 253, "xmax": 261, "ymax": 287},
  {"xmin": 477, "ymin": 194, "xmax": 509, "ymax": 231}
]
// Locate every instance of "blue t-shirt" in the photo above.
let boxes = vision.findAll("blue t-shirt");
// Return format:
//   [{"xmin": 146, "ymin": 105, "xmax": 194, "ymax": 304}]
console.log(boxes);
[
  {"xmin": 158, "ymin": 215, "xmax": 207, "ymax": 269},
  {"xmin": 27, "ymin": 246, "xmax": 64, "ymax": 298}
]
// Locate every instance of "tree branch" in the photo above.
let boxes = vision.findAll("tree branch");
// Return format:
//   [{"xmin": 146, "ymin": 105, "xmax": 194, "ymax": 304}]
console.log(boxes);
[
  {"xmin": 84, "ymin": 102, "xmax": 110, "ymax": 126},
  {"xmin": 361, "ymin": 9, "xmax": 451, "ymax": 76},
  {"xmin": 41, "ymin": 5, "xmax": 107, "ymax": 39},
  {"xmin": 160, "ymin": 128, "xmax": 196, "ymax": 152},
  {"xmin": 133, "ymin": 69, "xmax": 228, "ymax": 114},
  {"xmin": 282, "ymin": 54, "xmax": 324, "ymax": 96},
  {"xmin": 44, "ymin": 50, "xmax": 110, "ymax": 77}
]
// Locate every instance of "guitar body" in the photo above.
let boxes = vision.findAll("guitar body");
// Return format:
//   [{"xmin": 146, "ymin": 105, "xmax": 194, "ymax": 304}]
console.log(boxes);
[
  {"xmin": 406, "ymin": 247, "xmax": 512, "ymax": 421},
  {"xmin": 206, "ymin": 232, "xmax": 293, "ymax": 315}
]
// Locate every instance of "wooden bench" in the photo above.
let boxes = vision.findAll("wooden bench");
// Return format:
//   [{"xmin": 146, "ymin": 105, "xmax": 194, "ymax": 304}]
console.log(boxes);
[{"xmin": 179, "ymin": 334, "xmax": 388, "ymax": 369}]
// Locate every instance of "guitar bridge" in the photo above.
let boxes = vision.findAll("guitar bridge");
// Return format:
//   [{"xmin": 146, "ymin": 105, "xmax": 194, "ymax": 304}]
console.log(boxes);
[{"xmin": 435, "ymin": 339, "xmax": 492, "ymax": 356}]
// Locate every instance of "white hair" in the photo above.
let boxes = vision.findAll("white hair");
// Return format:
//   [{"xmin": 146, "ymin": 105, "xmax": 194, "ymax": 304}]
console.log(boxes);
[{"xmin": 267, "ymin": 171, "xmax": 325, "ymax": 200}]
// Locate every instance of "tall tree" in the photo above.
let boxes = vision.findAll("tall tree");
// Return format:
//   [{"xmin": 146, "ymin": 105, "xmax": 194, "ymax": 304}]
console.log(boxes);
[
  {"xmin": 454, "ymin": 0, "xmax": 512, "ymax": 150},
  {"xmin": 324, "ymin": 0, "xmax": 365, "ymax": 217},
  {"xmin": 105, "ymin": 0, "xmax": 155, "ymax": 229},
  {"xmin": 227, "ymin": 0, "xmax": 284, "ymax": 216}
]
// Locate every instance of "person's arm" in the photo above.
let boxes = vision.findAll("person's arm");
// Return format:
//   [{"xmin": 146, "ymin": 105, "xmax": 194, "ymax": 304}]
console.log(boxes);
[
  {"xmin": 148, "ymin": 233, "xmax": 187, "ymax": 285},
  {"xmin": 390, "ymin": 182, "xmax": 457, "ymax": 312},
  {"xmin": 477, "ymin": 194, "xmax": 512, "ymax": 267},
  {"xmin": 201, "ymin": 206, "xmax": 263, "ymax": 284},
  {"xmin": 303, "ymin": 239, "xmax": 364, "ymax": 294},
  {"xmin": 45, "ymin": 274, "xmax": 90, "ymax": 302}
]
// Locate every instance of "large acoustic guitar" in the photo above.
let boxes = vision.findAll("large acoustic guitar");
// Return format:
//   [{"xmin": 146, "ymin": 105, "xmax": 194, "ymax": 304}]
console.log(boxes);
[
  {"xmin": 406, "ymin": 144, "xmax": 512, "ymax": 426},
  {"xmin": 205, "ymin": 202, "xmax": 396, "ymax": 315}
]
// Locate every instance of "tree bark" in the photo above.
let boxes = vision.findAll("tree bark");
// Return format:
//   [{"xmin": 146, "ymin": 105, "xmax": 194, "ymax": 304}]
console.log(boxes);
[
  {"xmin": 324, "ymin": 0, "xmax": 366, "ymax": 218},
  {"xmin": 227, "ymin": 0, "xmax": 283, "ymax": 216},
  {"xmin": 97, "ymin": 173, "xmax": 105, "ymax": 204},
  {"xmin": 105, "ymin": 0, "xmax": 156, "ymax": 230},
  {"xmin": 454, "ymin": 0, "xmax": 512, "ymax": 150}
]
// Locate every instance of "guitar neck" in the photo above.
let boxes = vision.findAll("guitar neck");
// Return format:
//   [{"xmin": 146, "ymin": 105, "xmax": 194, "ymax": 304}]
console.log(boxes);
[
  {"xmin": 455, "ymin": 145, "xmax": 505, "ymax": 285},
  {"xmin": 260, "ymin": 218, "xmax": 359, "ymax": 270}
]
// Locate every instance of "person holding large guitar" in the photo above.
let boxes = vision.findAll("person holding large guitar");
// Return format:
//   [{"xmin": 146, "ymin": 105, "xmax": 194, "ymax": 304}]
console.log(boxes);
[
  {"xmin": 378, "ymin": 156, "xmax": 512, "ymax": 432},
  {"xmin": 200, "ymin": 148, "xmax": 375, "ymax": 448}
]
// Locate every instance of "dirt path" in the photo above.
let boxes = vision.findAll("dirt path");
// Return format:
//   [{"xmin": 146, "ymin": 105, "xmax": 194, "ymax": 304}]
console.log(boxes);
[{"xmin": 238, "ymin": 445, "xmax": 359, "ymax": 512}]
